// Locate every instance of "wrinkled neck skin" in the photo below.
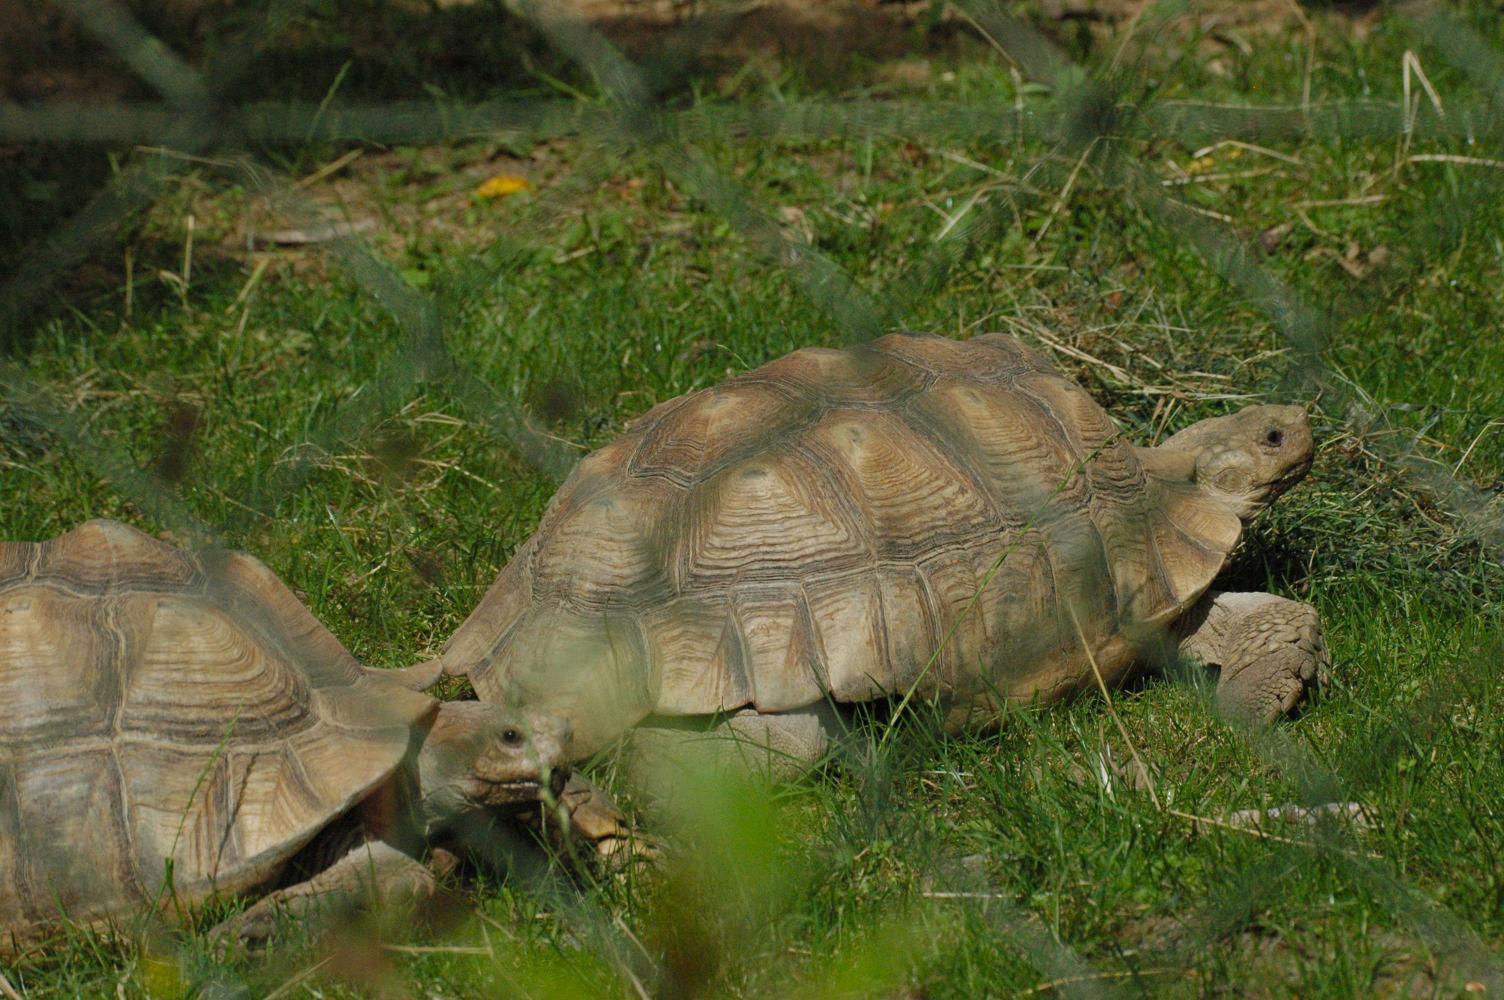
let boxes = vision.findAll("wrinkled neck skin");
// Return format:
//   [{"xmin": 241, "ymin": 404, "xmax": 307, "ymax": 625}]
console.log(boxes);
[{"xmin": 352, "ymin": 749, "xmax": 427, "ymax": 857}]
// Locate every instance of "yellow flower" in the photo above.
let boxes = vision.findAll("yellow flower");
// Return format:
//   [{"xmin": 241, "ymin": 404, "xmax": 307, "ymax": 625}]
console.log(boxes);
[{"xmin": 475, "ymin": 174, "xmax": 534, "ymax": 199}]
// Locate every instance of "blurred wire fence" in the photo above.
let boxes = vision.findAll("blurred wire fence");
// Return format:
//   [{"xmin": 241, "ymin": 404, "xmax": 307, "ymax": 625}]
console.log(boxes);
[{"xmin": 2, "ymin": 0, "xmax": 1503, "ymax": 995}]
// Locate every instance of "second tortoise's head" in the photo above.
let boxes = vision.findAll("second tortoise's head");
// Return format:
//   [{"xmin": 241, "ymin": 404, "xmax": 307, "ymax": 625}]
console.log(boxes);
[
  {"xmin": 414, "ymin": 701, "xmax": 571, "ymax": 836},
  {"xmin": 1159, "ymin": 404, "xmax": 1314, "ymax": 521}
]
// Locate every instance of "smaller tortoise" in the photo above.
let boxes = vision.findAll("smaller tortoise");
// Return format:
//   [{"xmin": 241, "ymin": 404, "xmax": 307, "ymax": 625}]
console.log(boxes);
[
  {"xmin": 437, "ymin": 332, "xmax": 1329, "ymax": 828},
  {"xmin": 0, "ymin": 519, "xmax": 569, "ymax": 954}
]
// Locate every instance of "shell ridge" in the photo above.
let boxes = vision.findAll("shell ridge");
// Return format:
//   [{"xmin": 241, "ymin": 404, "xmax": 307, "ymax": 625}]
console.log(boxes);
[
  {"xmin": 1011, "ymin": 376, "xmax": 1173, "ymax": 631},
  {"xmin": 1027, "ymin": 543, "xmax": 1069, "ymax": 690},
  {"xmin": 910, "ymin": 563, "xmax": 949, "ymax": 693},
  {"xmin": 718, "ymin": 612, "xmax": 753, "ymax": 712},
  {"xmin": 1002, "ymin": 376, "xmax": 1120, "ymax": 646},
  {"xmin": 788, "ymin": 439, "xmax": 880, "ymax": 564},
  {"xmin": 0, "ymin": 730, "xmax": 363, "ymax": 758},
  {"xmin": 192, "ymin": 747, "xmax": 246, "ymax": 889},
  {"xmin": 1036, "ymin": 514, "xmax": 1109, "ymax": 672},
  {"xmin": 1141, "ymin": 476, "xmax": 1239, "ymax": 608},
  {"xmin": 986, "ymin": 535, "xmax": 1058, "ymax": 691},
  {"xmin": 460, "ymin": 537, "xmax": 539, "ymax": 683},
  {"xmin": 794, "ymin": 587, "xmax": 832, "ymax": 699},
  {"xmin": 280, "ymin": 741, "xmax": 337, "ymax": 856},
  {"xmin": 893, "ymin": 407, "xmax": 1006, "ymax": 527},
  {"xmin": 630, "ymin": 381, "xmax": 818, "ymax": 486},
  {"xmin": 898, "ymin": 402, "xmax": 1022, "ymax": 533},
  {"xmin": 99, "ymin": 594, "xmax": 148, "ymax": 902},
  {"xmin": 104, "ymin": 743, "xmax": 149, "ymax": 904},
  {"xmin": 796, "ymin": 411, "xmax": 1001, "ymax": 562},
  {"xmin": 104, "ymin": 596, "xmax": 147, "ymax": 738},
  {"xmin": 533, "ymin": 482, "xmax": 681, "ymax": 612},
  {"xmin": 1009, "ymin": 377, "xmax": 1093, "ymax": 480},
  {"xmin": 1143, "ymin": 512, "xmax": 1191, "ymax": 617},
  {"xmin": 687, "ymin": 453, "xmax": 869, "ymax": 586},
  {"xmin": 868, "ymin": 570, "xmax": 892, "ymax": 695},
  {"xmin": 625, "ymin": 392, "xmax": 693, "ymax": 435},
  {"xmin": 0, "ymin": 542, "xmax": 40, "ymax": 599},
  {"xmin": 912, "ymin": 382, "xmax": 1084, "ymax": 530},
  {"xmin": 736, "ymin": 590, "xmax": 760, "ymax": 710},
  {"xmin": 915, "ymin": 547, "xmax": 992, "ymax": 694},
  {"xmin": 210, "ymin": 749, "xmax": 246, "ymax": 888},
  {"xmin": 732, "ymin": 585, "xmax": 828, "ymax": 712},
  {"xmin": 0, "ymin": 763, "xmax": 35, "ymax": 924}
]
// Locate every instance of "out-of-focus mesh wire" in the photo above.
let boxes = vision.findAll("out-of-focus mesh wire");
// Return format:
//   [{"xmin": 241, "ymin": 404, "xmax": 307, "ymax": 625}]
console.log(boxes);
[{"xmin": 1, "ymin": 0, "xmax": 1502, "ymax": 994}]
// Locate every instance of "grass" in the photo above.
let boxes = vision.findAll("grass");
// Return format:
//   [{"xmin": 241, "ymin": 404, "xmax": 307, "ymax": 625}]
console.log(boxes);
[{"xmin": 4, "ymin": 0, "xmax": 1504, "ymax": 995}]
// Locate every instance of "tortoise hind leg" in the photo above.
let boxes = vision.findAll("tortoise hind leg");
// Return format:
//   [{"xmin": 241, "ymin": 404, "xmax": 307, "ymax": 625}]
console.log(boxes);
[
  {"xmin": 213, "ymin": 840, "xmax": 434, "ymax": 950},
  {"xmin": 1176, "ymin": 590, "xmax": 1331, "ymax": 723}
]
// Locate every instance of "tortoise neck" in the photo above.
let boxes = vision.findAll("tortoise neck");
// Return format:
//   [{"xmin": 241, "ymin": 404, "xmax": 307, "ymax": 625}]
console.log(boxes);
[
  {"xmin": 410, "ymin": 712, "xmax": 467, "ymax": 841},
  {"xmin": 1134, "ymin": 445, "xmax": 1197, "ymax": 482},
  {"xmin": 358, "ymin": 749, "xmax": 428, "ymax": 852}
]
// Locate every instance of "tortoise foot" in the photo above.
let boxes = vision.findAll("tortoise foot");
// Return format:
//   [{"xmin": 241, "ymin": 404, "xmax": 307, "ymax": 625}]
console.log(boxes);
[
  {"xmin": 1180, "ymin": 591, "xmax": 1331, "ymax": 723},
  {"xmin": 547, "ymin": 774, "xmax": 659, "ymax": 868}
]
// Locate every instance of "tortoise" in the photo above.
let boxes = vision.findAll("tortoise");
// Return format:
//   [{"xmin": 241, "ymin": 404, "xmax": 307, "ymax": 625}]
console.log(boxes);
[
  {"xmin": 436, "ymin": 332, "xmax": 1328, "ymax": 826},
  {"xmin": 0, "ymin": 519, "xmax": 571, "ymax": 954}
]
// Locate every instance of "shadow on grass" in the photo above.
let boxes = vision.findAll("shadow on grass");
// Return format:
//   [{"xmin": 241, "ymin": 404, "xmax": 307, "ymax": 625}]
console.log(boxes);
[{"xmin": 0, "ymin": 0, "xmax": 982, "ymax": 293}]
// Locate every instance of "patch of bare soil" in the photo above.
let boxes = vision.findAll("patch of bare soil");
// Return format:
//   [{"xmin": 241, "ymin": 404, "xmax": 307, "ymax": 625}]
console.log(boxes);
[
  {"xmin": 533, "ymin": 0, "xmax": 1365, "ymax": 80},
  {"xmin": 1119, "ymin": 914, "xmax": 1474, "ymax": 998}
]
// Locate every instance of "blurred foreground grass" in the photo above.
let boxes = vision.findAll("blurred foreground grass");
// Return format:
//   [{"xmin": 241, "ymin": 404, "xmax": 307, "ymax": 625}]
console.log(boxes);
[{"xmin": 3, "ymin": 0, "xmax": 1504, "ymax": 995}]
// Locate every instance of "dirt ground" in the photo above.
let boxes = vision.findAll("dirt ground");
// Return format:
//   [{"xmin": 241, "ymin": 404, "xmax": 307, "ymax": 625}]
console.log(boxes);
[{"xmin": 2, "ymin": 0, "xmax": 1357, "ymax": 102}]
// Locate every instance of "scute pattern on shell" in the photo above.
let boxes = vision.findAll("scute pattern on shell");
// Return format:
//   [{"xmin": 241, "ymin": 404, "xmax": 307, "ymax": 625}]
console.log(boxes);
[
  {"xmin": 447, "ymin": 333, "xmax": 1241, "ymax": 755},
  {"xmin": 0, "ymin": 520, "xmax": 434, "ymax": 946}
]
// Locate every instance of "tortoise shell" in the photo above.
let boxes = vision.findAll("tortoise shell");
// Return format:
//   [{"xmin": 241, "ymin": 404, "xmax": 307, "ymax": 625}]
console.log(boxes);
[
  {"xmin": 0, "ymin": 520, "xmax": 434, "ymax": 948},
  {"xmin": 445, "ymin": 333, "xmax": 1241, "ymax": 754}
]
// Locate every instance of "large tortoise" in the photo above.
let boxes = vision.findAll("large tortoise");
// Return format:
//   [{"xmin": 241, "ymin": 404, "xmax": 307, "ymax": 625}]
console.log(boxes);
[
  {"xmin": 0, "ymin": 519, "xmax": 569, "ymax": 953},
  {"xmin": 438, "ymin": 332, "xmax": 1328, "ymax": 815}
]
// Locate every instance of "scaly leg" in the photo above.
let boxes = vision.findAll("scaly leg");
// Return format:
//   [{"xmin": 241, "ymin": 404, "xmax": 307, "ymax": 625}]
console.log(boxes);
[
  {"xmin": 214, "ymin": 840, "xmax": 434, "ymax": 950},
  {"xmin": 1177, "ymin": 590, "xmax": 1331, "ymax": 723},
  {"xmin": 542, "ymin": 773, "xmax": 649, "ymax": 864}
]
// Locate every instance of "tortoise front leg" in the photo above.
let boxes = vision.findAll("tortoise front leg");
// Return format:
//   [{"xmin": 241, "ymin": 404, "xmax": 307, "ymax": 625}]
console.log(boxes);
[
  {"xmin": 1176, "ymin": 590, "xmax": 1331, "ymax": 723},
  {"xmin": 544, "ymin": 773, "xmax": 647, "ymax": 864},
  {"xmin": 214, "ymin": 840, "xmax": 434, "ymax": 950}
]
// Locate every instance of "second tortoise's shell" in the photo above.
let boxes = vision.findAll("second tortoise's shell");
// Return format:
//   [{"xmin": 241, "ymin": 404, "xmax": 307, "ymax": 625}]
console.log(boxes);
[
  {"xmin": 0, "ymin": 520, "xmax": 434, "ymax": 947},
  {"xmin": 446, "ymin": 333, "xmax": 1242, "ymax": 754}
]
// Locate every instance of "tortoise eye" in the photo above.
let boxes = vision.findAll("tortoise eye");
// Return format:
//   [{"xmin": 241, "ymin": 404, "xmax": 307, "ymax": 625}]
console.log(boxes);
[
  {"xmin": 1263, "ymin": 428, "xmax": 1285, "ymax": 448},
  {"xmin": 501, "ymin": 728, "xmax": 522, "ymax": 747}
]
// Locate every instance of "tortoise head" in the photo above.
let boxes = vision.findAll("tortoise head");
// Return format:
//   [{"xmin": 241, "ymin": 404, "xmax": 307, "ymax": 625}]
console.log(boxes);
[
  {"xmin": 1158, "ymin": 404, "xmax": 1314, "ymax": 521},
  {"xmin": 414, "ymin": 701, "xmax": 571, "ymax": 835}
]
